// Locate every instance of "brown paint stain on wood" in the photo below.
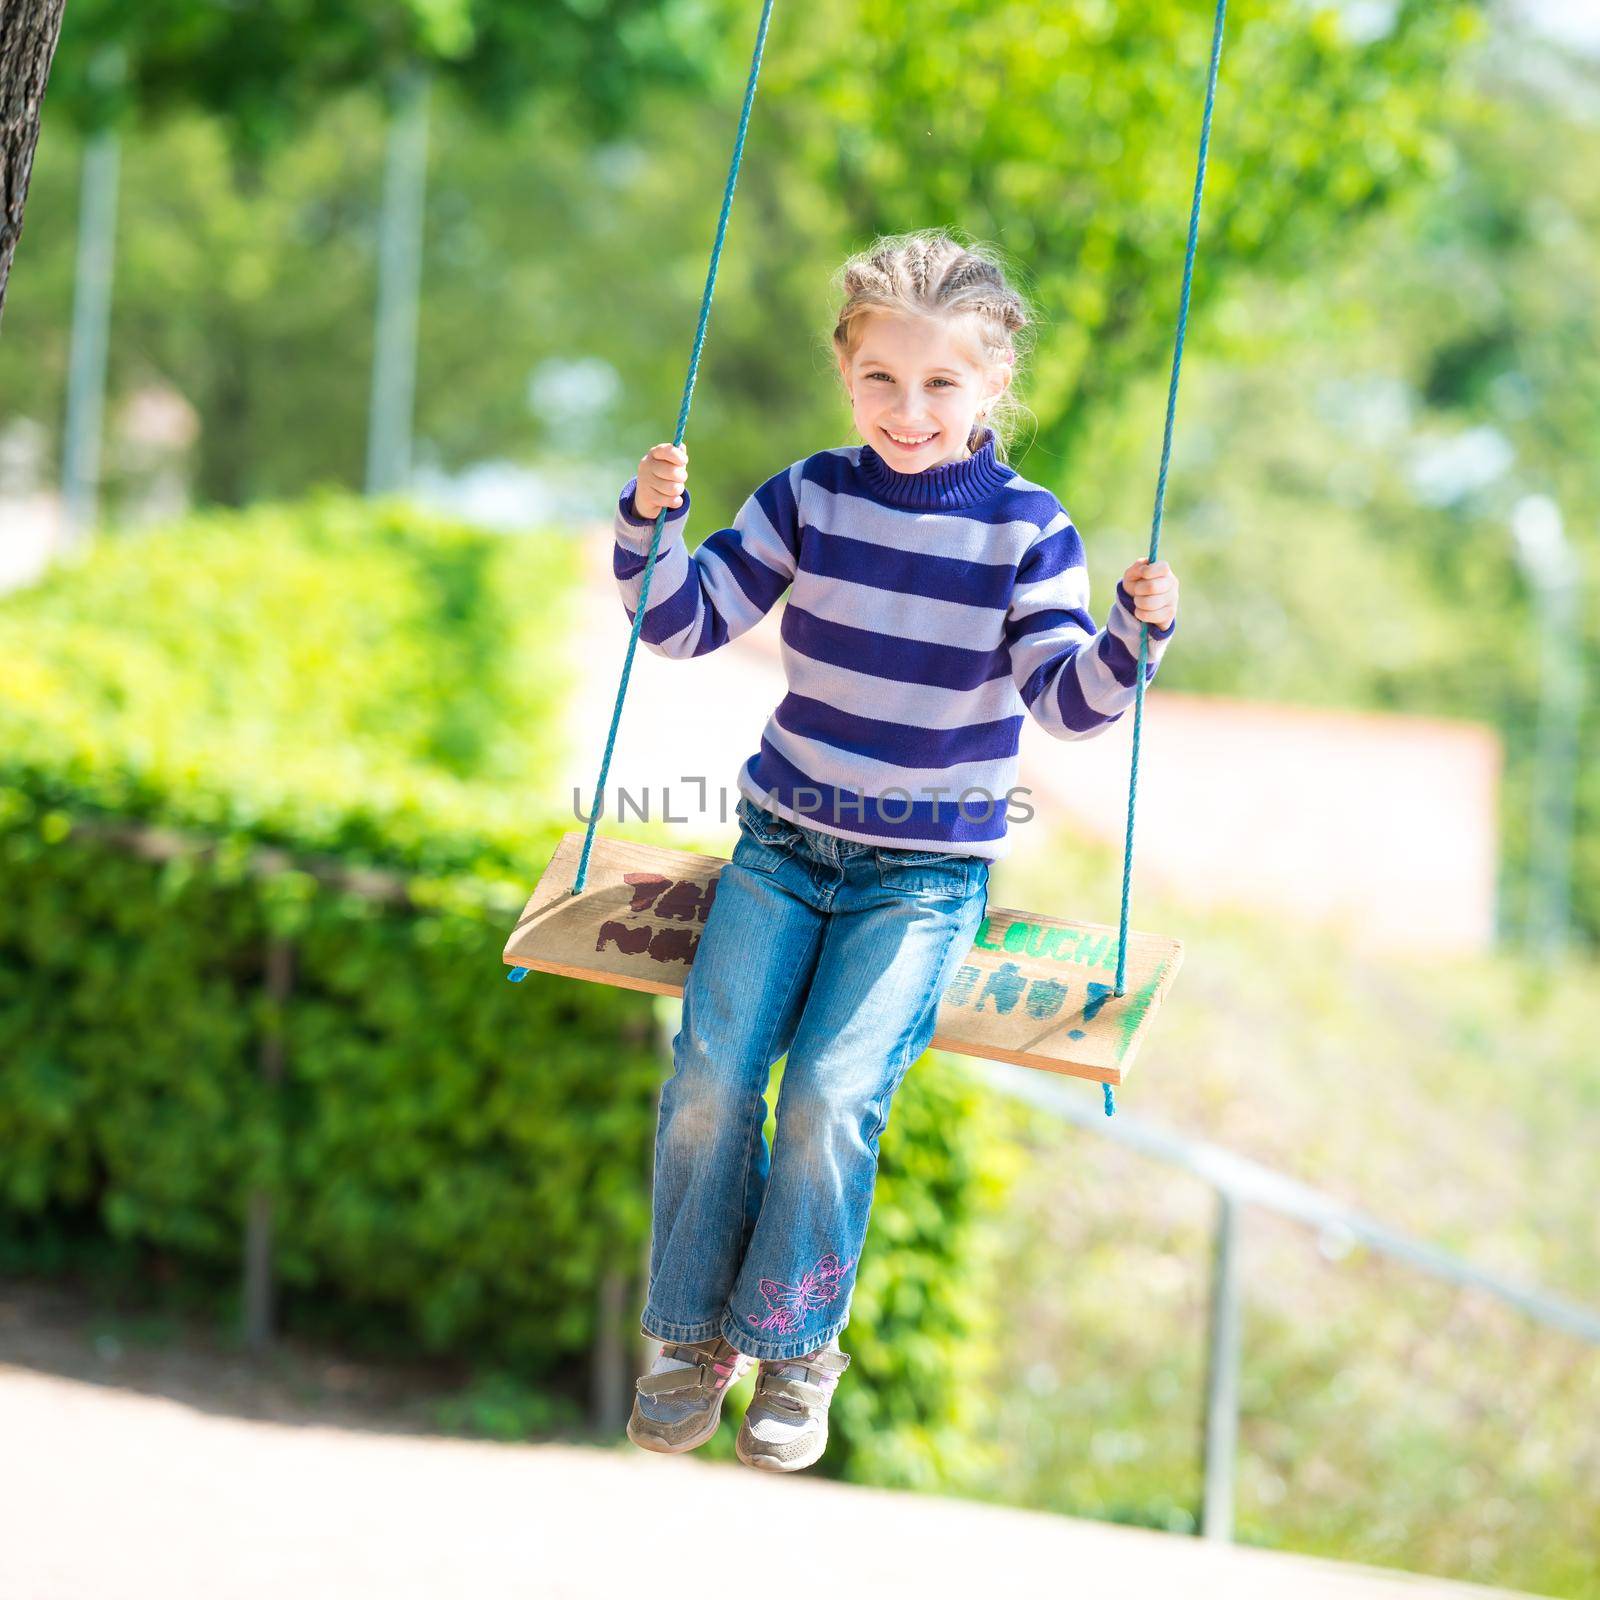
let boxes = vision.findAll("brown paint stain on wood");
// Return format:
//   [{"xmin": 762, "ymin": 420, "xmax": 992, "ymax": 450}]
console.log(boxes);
[{"xmin": 507, "ymin": 833, "xmax": 1183, "ymax": 1087}]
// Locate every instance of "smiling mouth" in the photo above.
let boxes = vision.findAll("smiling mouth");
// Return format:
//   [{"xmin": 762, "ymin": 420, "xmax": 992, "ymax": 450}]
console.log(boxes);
[{"xmin": 882, "ymin": 427, "xmax": 938, "ymax": 449}]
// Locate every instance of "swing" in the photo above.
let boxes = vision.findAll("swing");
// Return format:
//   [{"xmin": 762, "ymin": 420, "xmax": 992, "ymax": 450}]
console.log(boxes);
[{"xmin": 503, "ymin": 0, "xmax": 1229, "ymax": 1112}]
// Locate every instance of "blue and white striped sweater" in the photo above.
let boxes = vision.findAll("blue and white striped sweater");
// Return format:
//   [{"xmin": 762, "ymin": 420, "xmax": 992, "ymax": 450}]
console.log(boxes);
[{"xmin": 612, "ymin": 426, "xmax": 1176, "ymax": 860}]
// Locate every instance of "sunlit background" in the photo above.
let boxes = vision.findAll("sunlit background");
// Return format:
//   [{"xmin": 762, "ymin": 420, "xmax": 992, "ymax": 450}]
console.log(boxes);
[{"xmin": 1, "ymin": 1, "xmax": 1596, "ymax": 1595}]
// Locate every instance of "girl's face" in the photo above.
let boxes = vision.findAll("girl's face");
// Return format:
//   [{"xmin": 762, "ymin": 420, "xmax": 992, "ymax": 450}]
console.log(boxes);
[{"xmin": 836, "ymin": 311, "xmax": 1011, "ymax": 472}]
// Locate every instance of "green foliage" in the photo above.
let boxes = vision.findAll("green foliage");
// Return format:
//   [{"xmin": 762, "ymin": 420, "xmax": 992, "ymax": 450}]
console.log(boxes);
[
  {"xmin": 0, "ymin": 493, "xmax": 576, "ymax": 879},
  {"xmin": 7, "ymin": 2, "xmax": 1597, "ymax": 1560},
  {"xmin": 0, "ymin": 789, "xmax": 666, "ymax": 1372},
  {"xmin": 1048, "ymin": 43, "xmax": 1600, "ymax": 951},
  {"xmin": 0, "ymin": 494, "xmax": 1022, "ymax": 1477},
  {"xmin": 973, "ymin": 824, "xmax": 1600, "ymax": 1597},
  {"xmin": 9, "ymin": 88, "xmax": 689, "ymax": 508},
  {"xmin": 432, "ymin": 1369, "xmax": 586, "ymax": 1439},
  {"xmin": 826, "ymin": 1054, "xmax": 1029, "ymax": 1492},
  {"xmin": 759, "ymin": 0, "xmax": 1482, "ymax": 458},
  {"xmin": 0, "ymin": 495, "xmax": 643, "ymax": 1370},
  {"xmin": 13, "ymin": 0, "xmax": 1485, "ymax": 522},
  {"xmin": 46, "ymin": 0, "xmax": 737, "ymax": 144}
]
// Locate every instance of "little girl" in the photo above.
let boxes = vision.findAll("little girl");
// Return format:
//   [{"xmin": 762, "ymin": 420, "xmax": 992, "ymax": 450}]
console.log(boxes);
[{"xmin": 614, "ymin": 230, "xmax": 1179, "ymax": 1474}]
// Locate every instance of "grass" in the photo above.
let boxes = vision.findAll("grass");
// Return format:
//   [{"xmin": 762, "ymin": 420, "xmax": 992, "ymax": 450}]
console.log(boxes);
[{"xmin": 968, "ymin": 825, "xmax": 1600, "ymax": 1597}]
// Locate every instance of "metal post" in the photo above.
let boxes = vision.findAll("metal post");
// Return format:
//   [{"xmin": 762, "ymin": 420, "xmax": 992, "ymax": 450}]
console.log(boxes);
[
  {"xmin": 1510, "ymin": 495, "xmax": 1582, "ymax": 962},
  {"xmin": 365, "ymin": 67, "xmax": 430, "ymax": 496},
  {"xmin": 638, "ymin": 1223, "xmax": 655, "ymax": 1378},
  {"xmin": 60, "ymin": 125, "xmax": 120, "ymax": 549},
  {"xmin": 592, "ymin": 1266, "xmax": 630, "ymax": 1434},
  {"xmin": 1200, "ymin": 1188, "xmax": 1241, "ymax": 1541},
  {"xmin": 244, "ymin": 937, "xmax": 294, "ymax": 1355}
]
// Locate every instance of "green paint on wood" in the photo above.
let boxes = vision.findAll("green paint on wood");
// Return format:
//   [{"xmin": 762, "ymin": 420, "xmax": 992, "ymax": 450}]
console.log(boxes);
[
  {"xmin": 975, "ymin": 915, "xmax": 1123, "ymax": 974},
  {"xmin": 1114, "ymin": 968, "xmax": 1166, "ymax": 1062}
]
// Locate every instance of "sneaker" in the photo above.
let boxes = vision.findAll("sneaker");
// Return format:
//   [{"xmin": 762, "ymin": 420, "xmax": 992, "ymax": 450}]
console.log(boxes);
[
  {"xmin": 734, "ymin": 1335, "xmax": 851, "ymax": 1473},
  {"xmin": 627, "ymin": 1335, "xmax": 753, "ymax": 1454}
]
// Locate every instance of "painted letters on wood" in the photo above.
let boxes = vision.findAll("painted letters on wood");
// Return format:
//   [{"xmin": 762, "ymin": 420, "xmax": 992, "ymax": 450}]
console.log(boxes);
[{"xmin": 504, "ymin": 832, "xmax": 1182, "ymax": 1086}]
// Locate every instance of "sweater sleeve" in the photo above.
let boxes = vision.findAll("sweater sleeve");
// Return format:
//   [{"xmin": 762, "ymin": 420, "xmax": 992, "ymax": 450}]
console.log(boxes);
[
  {"xmin": 612, "ymin": 461, "xmax": 803, "ymax": 659},
  {"xmin": 1004, "ymin": 508, "xmax": 1177, "ymax": 741}
]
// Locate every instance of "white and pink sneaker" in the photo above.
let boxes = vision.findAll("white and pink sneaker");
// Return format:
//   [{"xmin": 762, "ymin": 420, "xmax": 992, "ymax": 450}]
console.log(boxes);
[
  {"xmin": 627, "ymin": 1335, "xmax": 753, "ymax": 1454},
  {"xmin": 734, "ymin": 1335, "xmax": 850, "ymax": 1472}
]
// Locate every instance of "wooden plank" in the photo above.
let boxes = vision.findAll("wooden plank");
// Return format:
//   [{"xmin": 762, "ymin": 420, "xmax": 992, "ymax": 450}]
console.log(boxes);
[{"xmin": 503, "ymin": 832, "xmax": 1183, "ymax": 1086}]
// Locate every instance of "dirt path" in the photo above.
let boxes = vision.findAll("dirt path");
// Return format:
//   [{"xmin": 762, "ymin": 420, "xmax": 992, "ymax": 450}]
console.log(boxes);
[{"xmin": 0, "ymin": 1281, "xmax": 1543, "ymax": 1600}]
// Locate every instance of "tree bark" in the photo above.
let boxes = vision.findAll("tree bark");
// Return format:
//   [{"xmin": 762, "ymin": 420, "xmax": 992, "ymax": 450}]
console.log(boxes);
[{"xmin": 0, "ymin": 0, "xmax": 66, "ymax": 330}]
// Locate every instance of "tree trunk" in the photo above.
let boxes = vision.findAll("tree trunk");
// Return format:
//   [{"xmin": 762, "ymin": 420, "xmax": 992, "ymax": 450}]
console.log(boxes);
[{"xmin": 0, "ymin": 0, "xmax": 67, "ymax": 329}]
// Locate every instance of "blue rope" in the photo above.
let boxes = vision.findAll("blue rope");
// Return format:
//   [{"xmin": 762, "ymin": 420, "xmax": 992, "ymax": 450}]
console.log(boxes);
[
  {"xmin": 518, "ymin": 0, "xmax": 1229, "ymax": 1133},
  {"xmin": 572, "ymin": 0, "xmax": 776, "ymax": 901},
  {"xmin": 507, "ymin": 0, "xmax": 777, "ymax": 981},
  {"xmin": 1106, "ymin": 0, "xmax": 1228, "ymax": 1114}
]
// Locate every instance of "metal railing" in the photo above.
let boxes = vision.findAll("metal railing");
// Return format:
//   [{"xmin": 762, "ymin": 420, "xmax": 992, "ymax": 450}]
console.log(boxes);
[
  {"xmin": 43, "ymin": 814, "xmax": 518, "ymax": 1359},
  {"xmin": 42, "ymin": 813, "xmax": 1600, "ymax": 1546},
  {"xmin": 977, "ymin": 1055, "xmax": 1600, "ymax": 1542},
  {"xmin": 590, "ymin": 996, "xmax": 1600, "ymax": 1541}
]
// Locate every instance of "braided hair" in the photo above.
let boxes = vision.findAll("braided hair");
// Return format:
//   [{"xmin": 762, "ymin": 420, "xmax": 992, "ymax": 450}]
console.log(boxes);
[{"xmin": 831, "ymin": 228, "xmax": 1033, "ymax": 460}]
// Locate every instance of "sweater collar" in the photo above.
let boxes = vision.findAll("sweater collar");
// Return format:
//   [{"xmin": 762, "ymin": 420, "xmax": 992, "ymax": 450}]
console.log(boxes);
[{"xmin": 857, "ymin": 425, "xmax": 1014, "ymax": 512}]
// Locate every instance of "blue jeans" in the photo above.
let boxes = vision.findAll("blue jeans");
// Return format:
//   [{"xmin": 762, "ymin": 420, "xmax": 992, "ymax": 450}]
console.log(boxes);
[{"xmin": 640, "ymin": 795, "xmax": 991, "ymax": 1361}]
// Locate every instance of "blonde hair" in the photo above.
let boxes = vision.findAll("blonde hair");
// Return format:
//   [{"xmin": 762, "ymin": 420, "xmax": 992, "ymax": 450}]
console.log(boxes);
[{"xmin": 829, "ymin": 227, "xmax": 1035, "ymax": 462}]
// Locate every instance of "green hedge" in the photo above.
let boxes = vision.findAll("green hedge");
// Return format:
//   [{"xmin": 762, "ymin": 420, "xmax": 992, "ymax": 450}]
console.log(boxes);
[{"xmin": 0, "ymin": 495, "xmax": 1024, "ymax": 1488}]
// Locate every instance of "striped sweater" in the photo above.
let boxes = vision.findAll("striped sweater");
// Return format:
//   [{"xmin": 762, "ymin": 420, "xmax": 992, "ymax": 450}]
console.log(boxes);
[{"xmin": 611, "ymin": 426, "xmax": 1177, "ymax": 860}]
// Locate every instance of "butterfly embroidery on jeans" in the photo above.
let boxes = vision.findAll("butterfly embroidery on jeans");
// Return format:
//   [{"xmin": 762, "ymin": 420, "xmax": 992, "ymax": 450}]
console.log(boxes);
[{"xmin": 746, "ymin": 1251, "xmax": 855, "ymax": 1333}]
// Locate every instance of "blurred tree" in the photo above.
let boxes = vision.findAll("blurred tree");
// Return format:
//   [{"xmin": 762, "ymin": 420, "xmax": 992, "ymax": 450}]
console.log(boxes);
[
  {"xmin": 18, "ymin": 0, "xmax": 1492, "ymax": 511},
  {"xmin": 0, "ymin": 0, "xmax": 66, "ymax": 326},
  {"xmin": 5, "ymin": 1, "xmax": 1596, "ymax": 946},
  {"xmin": 35, "ymin": 0, "xmax": 743, "ymax": 509},
  {"xmin": 45, "ymin": 0, "xmax": 740, "ymax": 151},
  {"xmin": 1043, "ymin": 24, "xmax": 1600, "ymax": 950},
  {"xmin": 762, "ymin": 0, "xmax": 1485, "ymax": 468}
]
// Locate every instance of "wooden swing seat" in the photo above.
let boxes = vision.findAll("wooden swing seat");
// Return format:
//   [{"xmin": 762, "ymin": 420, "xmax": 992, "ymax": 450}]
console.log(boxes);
[{"xmin": 503, "ymin": 831, "xmax": 1182, "ymax": 1087}]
